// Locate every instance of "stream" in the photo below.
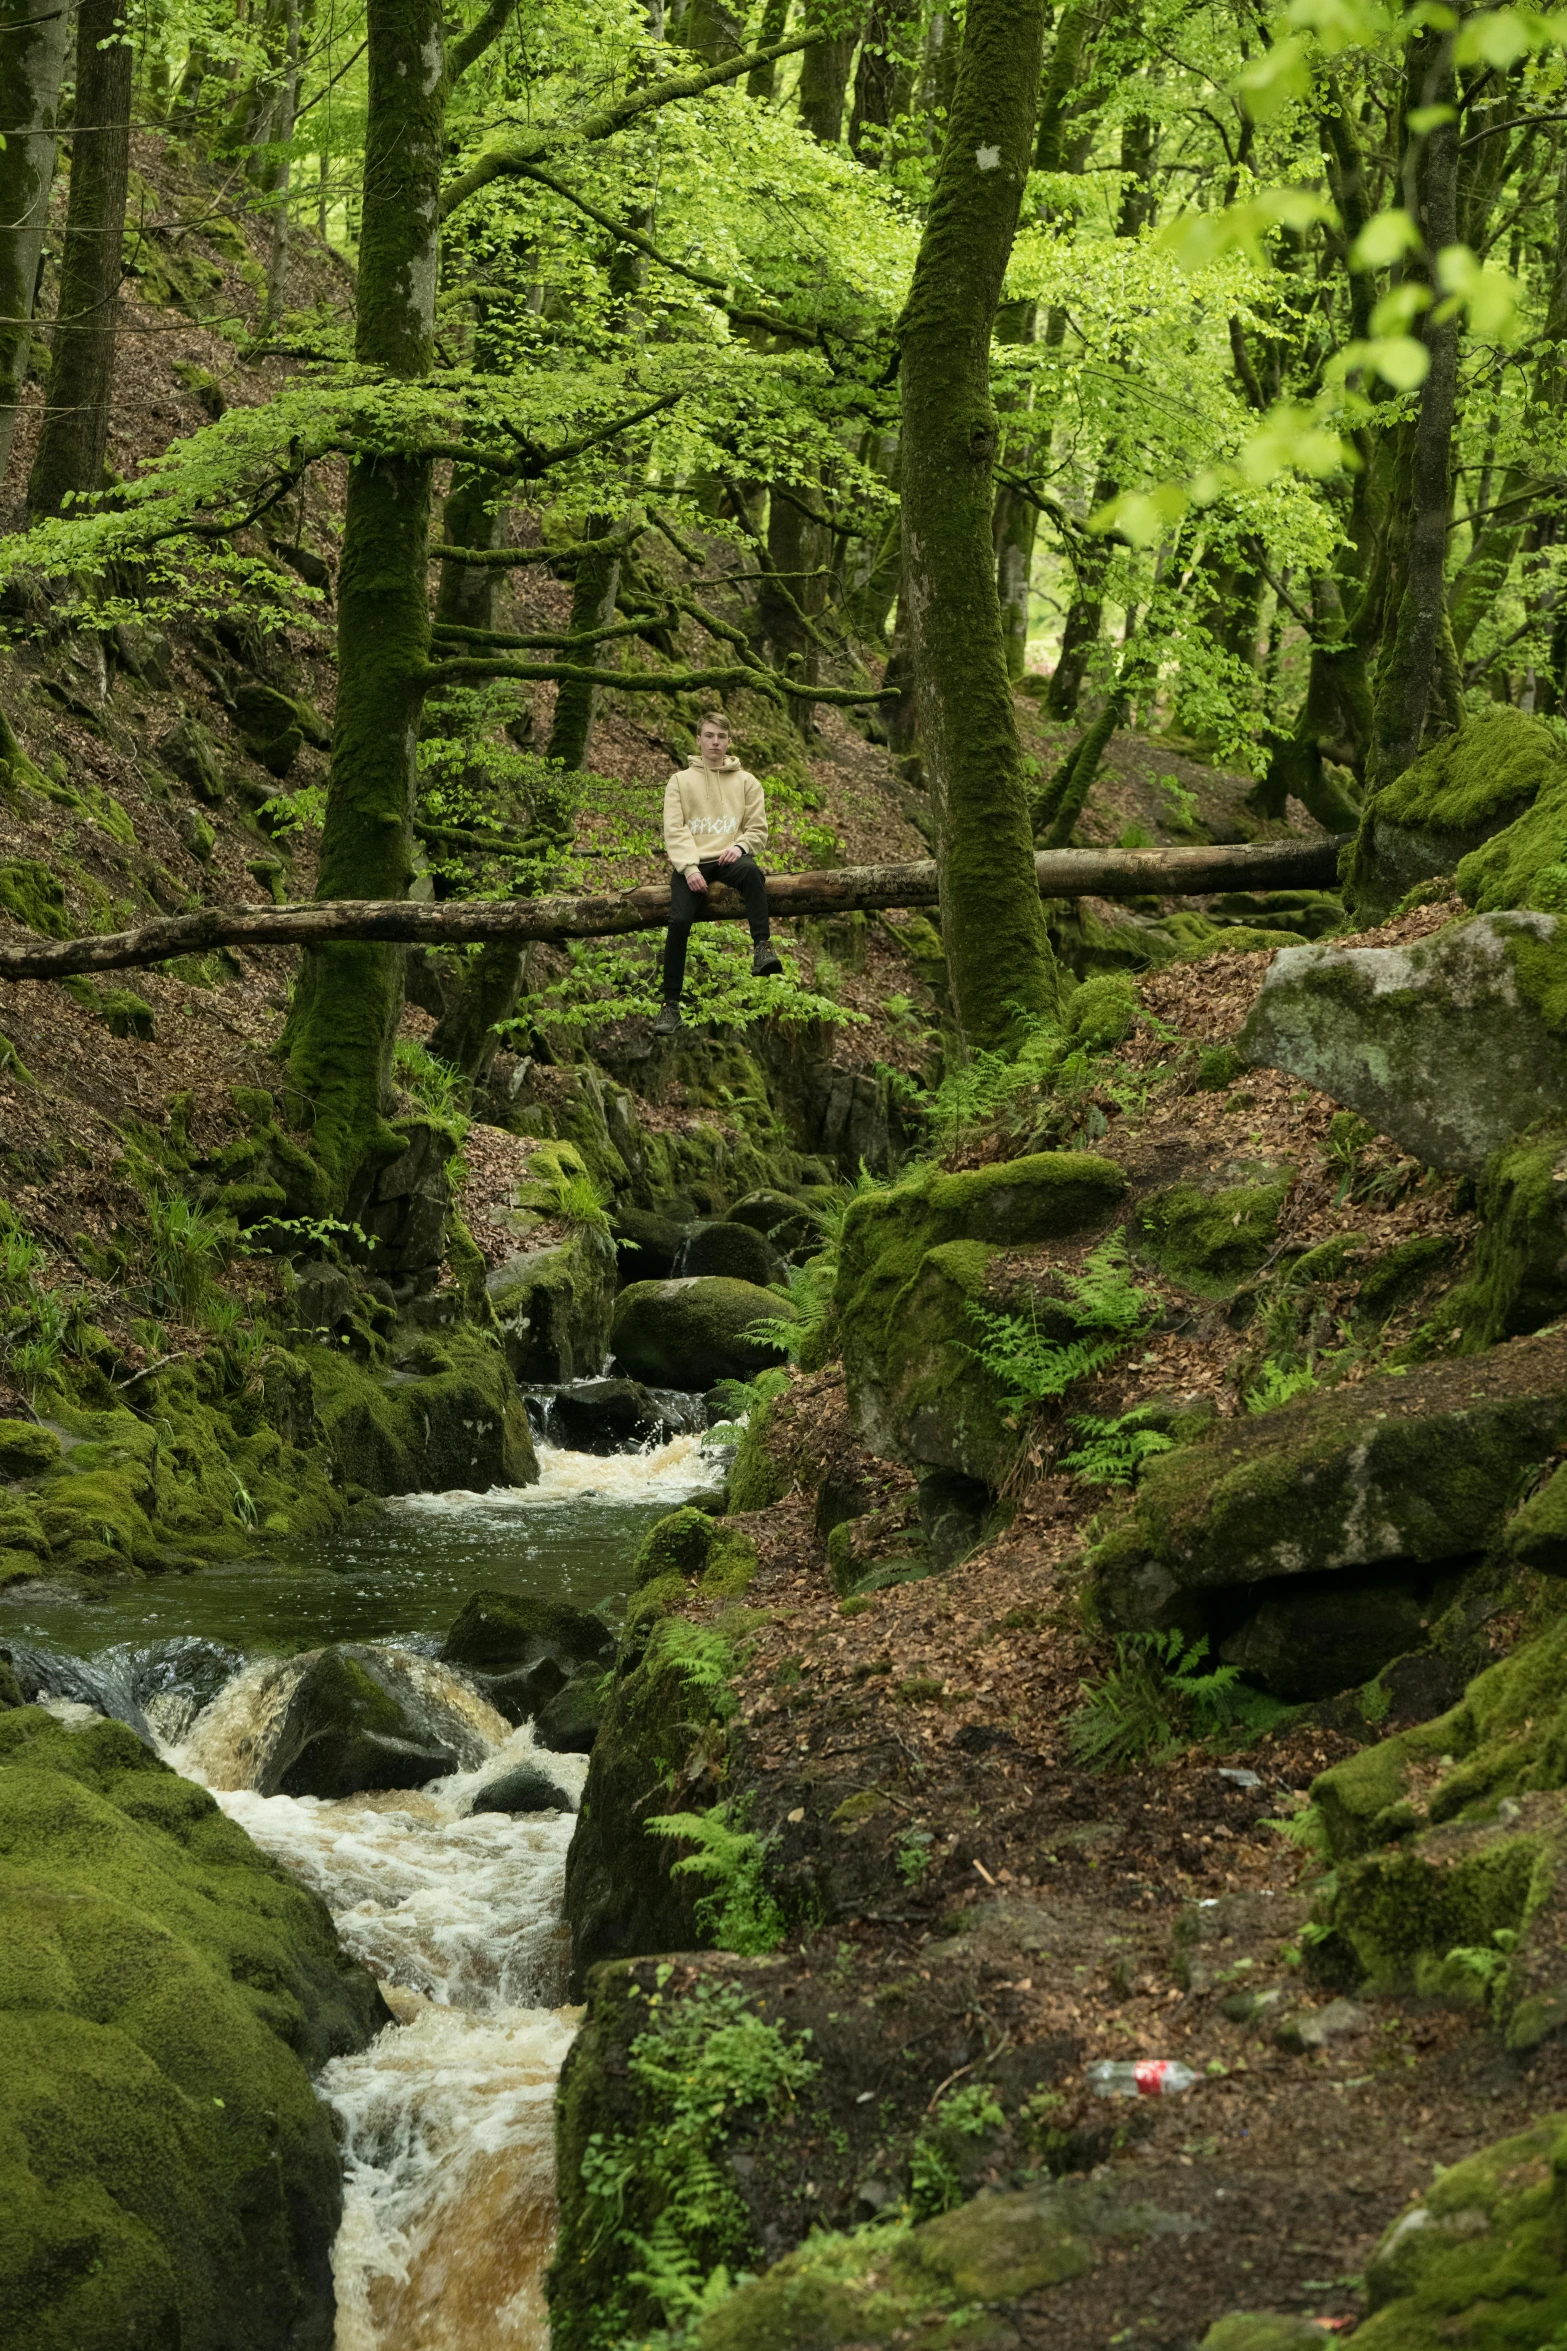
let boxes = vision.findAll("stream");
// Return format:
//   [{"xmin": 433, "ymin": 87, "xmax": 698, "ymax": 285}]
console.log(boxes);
[{"xmin": 2, "ymin": 1429, "xmax": 724, "ymax": 2350}]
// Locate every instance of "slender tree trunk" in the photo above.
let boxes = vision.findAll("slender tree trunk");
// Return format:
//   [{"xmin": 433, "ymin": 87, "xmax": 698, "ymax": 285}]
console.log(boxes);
[
  {"xmin": 259, "ymin": 0, "xmax": 301, "ymax": 337},
  {"xmin": 546, "ymin": 519, "xmax": 622, "ymax": 767},
  {"xmin": 0, "ymin": 0, "xmax": 72, "ymax": 490},
  {"xmin": 745, "ymin": 0, "xmax": 790, "ymax": 96},
  {"xmin": 283, "ymin": 0, "xmax": 444, "ymax": 1198},
  {"xmin": 848, "ymin": 0, "xmax": 914, "ymax": 155},
  {"xmin": 27, "ymin": 0, "xmax": 134, "ymax": 519},
  {"xmin": 898, "ymin": 0, "xmax": 1061, "ymax": 1049},
  {"xmin": 798, "ymin": 0, "xmax": 858, "ymax": 141},
  {"xmin": 1368, "ymin": 31, "xmax": 1461, "ymax": 789}
]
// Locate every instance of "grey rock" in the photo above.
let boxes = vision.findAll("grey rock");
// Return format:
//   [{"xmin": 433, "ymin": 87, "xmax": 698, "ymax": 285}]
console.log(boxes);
[
  {"xmin": 671, "ymin": 1218, "xmax": 787, "ymax": 1289},
  {"xmin": 489, "ymin": 1228, "xmax": 618, "ymax": 1384},
  {"xmin": 1239, "ymin": 912, "xmax": 1567, "ymax": 1176},
  {"xmin": 1219, "ymin": 1573, "xmax": 1438, "ymax": 1702},
  {"xmin": 470, "ymin": 1762, "xmax": 574, "ymax": 1814},
  {"xmin": 1273, "ymin": 1997, "xmax": 1370, "ymax": 2053},
  {"xmin": 545, "ymin": 1375, "xmax": 681, "ymax": 1453}
]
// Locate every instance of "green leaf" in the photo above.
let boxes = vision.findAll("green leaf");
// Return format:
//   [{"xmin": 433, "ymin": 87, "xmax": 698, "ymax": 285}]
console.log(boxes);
[{"xmin": 1350, "ymin": 207, "xmax": 1419, "ymax": 269}]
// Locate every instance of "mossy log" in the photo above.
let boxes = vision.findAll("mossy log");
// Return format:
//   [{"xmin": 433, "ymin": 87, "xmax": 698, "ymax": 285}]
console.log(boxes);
[{"xmin": 0, "ymin": 840, "xmax": 1344, "ymax": 982}]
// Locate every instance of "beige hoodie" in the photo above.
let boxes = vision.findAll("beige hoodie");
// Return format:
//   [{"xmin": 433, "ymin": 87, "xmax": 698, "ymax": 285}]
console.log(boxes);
[{"xmin": 663, "ymin": 755, "xmax": 768, "ymax": 874}]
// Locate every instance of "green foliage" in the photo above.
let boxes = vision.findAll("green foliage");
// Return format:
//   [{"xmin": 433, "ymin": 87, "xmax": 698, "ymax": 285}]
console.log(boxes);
[
  {"xmin": 1059, "ymin": 1412, "xmax": 1175, "ymax": 1487},
  {"xmin": 392, "ymin": 1036, "xmax": 470, "ymax": 1135},
  {"xmin": 965, "ymin": 1231, "xmax": 1155, "ymax": 1415},
  {"xmin": 742, "ymin": 1257, "xmax": 835, "ymax": 1367},
  {"xmin": 1068, "ymin": 1630, "xmax": 1253, "ymax": 1771},
  {"xmin": 643, "ymin": 1800, "xmax": 784, "ymax": 1955},
  {"xmin": 576, "ymin": 1978, "xmax": 819, "ymax": 2344},
  {"xmin": 895, "ymin": 1824, "xmax": 936, "ymax": 1883},
  {"xmin": 907, "ymin": 2081, "xmax": 1007, "ymax": 2221},
  {"xmin": 133, "ymin": 1185, "xmax": 235, "ymax": 1318}
]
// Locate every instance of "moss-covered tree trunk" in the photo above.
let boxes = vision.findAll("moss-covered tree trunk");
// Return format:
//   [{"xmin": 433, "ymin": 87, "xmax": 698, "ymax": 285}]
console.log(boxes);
[
  {"xmin": 283, "ymin": 0, "xmax": 444, "ymax": 1196},
  {"xmin": 1369, "ymin": 31, "xmax": 1463, "ymax": 790},
  {"xmin": 897, "ymin": 0, "xmax": 1061, "ymax": 1050},
  {"xmin": 0, "ymin": 0, "xmax": 72, "ymax": 489},
  {"xmin": 547, "ymin": 519, "xmax": 623, "ymax": 769},
  {"xmin": 26, "ymin": 0, "xmax": 134, "ymax": 518},
  {"xmin": 797, "ymin": 0, "xmax": 859, "ymax": 142}
]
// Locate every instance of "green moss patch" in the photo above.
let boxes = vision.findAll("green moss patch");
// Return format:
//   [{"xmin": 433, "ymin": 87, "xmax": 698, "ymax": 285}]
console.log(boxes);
[
  {"xmin": 0, "ymin": 1709, "xmax": 386, "ymax": 2349},
  {"xmin": 1138, "ymin": 1175, "xmax": 1294, "ymax": 1295},
  {"xmin": 1352, "ymin": 2113, "xmax": 1567, "ymax": 2349},
  {"xmin": 1345, "ymin": 707, "xmax": 1567, "ymax": 922}
]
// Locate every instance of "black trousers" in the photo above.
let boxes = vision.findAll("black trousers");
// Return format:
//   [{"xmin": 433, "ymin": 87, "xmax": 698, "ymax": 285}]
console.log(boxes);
[{"xmin": 662, "ymin": 852, "xmax": 771, "ymax": 1000}]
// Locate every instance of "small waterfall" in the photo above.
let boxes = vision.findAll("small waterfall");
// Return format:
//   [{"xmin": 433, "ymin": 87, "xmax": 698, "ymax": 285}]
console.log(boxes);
[
  {"xmin": 7, "ymin": 1429, "xmax": 731, "ymax": 2348},
  {"xmin": 168, "ymin": 1651, "xmax": 590, "ymax": 2347}
]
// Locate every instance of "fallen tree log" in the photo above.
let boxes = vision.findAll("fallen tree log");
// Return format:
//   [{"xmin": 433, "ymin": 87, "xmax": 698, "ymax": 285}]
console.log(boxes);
[{"xmin": 0, "ymin": 838, "xmax": 1345, "ymax": 984}]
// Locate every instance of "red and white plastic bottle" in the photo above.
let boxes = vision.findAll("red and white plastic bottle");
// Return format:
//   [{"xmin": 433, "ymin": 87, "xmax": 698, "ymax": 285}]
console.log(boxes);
[{"xmin": 1085, "ymin": 2059, "xmax": 1198, "ymax": 2098}]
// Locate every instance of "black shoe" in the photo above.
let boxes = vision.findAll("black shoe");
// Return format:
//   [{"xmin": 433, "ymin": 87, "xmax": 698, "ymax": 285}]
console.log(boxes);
[
  {"xmin": 751, "ymin": 942, "xmax": 783, "ymax": 978},
  {"xmin": 653, "ymin": 1002, "xmax": 683, "ymax": 1036}
]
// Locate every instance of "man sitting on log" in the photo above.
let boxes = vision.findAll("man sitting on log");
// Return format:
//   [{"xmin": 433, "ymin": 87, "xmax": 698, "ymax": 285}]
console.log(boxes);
[{"xmin": 654, "ymin": 709, "xmax": 783, "ymax": 1036}]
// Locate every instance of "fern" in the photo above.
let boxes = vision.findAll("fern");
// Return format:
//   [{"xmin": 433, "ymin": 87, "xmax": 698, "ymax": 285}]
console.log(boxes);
[
  {"xmin": 742, "ymin": 1256, "xmax": 836, "ymax": 1365},
  {"xmin": 1060, "ymin": 1412, "xmax": 1174, "ymax": 1487},
  {"xmin": 966, "ymin": 1230, "xmax": 1157, "ymax": 1416},
  {"xmin": 1069, "ymin": 1630, "xmax": 1248, "ymax": 1771},
  {"xmin": 643, "ymin": 1800, "xmax": 785, "ymax": 1954}
]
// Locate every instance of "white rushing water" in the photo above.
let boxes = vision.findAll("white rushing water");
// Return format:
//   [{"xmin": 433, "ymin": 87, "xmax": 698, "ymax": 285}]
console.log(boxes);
[{"xmin": 149, "ymin": 1434, "xmax": 724, "ymax": 2351}]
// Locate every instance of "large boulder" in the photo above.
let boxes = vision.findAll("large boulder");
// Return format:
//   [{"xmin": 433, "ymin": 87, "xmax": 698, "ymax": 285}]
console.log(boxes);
[
  {"xmin": 1350, "ymin": 2113, "xmax": 1567, "ymax": 2348},
  {"xmin": 671, "ymin": 1218, "xmax": 787, "ymax": 1288},
  {"xmin": 611, "ymin": 1276, "xmax": 795, "ymax": 1387},
  {"xmin": 441, "ymin": 1588, "xmax": 614, "ymax": 1732},
  {"xmin": 1093, "ymin": 1325, "xmax": 1567, "ymax": 1655},
  {"xmin": 487, "ymin": 1227, "xmax": 618, "ymax": 1383},
  {"xmin": 1239, "ymin": 911, "xmax": 1567, "ymax": 1175},
  {"xmin": 1308, "ymin": 1615, "xmax": 1567, "ymax": 2049},
  {"xmin": 470, "ymin": 1761, "xmax": 575, "ymax": 1814},
  {"xmin": 545, "ymin": 1376, "xmax": 703, "ymax": 1454},
  {"xmin": 1342, "ymin": 705, "xmax": 1566, "ymax": 923},
  {"xmin": 307, "ymin": 1325, "xmax": 538, "ymax": 1496},
  {"xmin": 258, "ymin": 1645, "xmax": 493, "ymax": 1798},
  {"xmin": 0, "ymin": 1708, "xmax": 387, "ymax": 2350},
  {"xmin": 838, "ymin": 1152, "xmax": 1127, "ymax": 1480}
]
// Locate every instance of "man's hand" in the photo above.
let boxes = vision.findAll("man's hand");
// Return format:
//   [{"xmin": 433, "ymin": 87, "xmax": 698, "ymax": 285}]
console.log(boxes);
[
  {"xmin": 717, "ymin": 844, "xmax": 742, "ymax": 865},
  {"xmin": 686, "ymin": 866, "xmax": 708, "ymax": 893}
]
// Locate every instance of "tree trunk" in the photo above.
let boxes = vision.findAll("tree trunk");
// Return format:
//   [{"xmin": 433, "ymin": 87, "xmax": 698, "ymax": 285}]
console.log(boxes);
[
  {"xmin": 26, "ymin": 0, "xmax": 134, "ymax": 519},
  {"xmin": 0, "ymin": 840, "xmax": 1349, "ymax": 984},
  {"xmin": 282, "ymin": 0, "xmax": 444, "ymax": 1199},
  {"xmin": 898, "ymin": 0, "xmax": 1061, "ymax": 1050},
  {"xmin": 798, "ymin": 1, "xmax": 858, "ymax": 142},
  {"xmin": 745, "ymin": 0, "xmax": 791, "ymax": 97},
  {"xmin": 0, "ymin": 0, "xmax": 72, "ymax": 490},
  {"xmin": 848, "ymin": 0, "xmax": 914, "ymax": 156},
  {"xmin": 546, "ymin": 518, "xmax": 623, "ymax": 767},
  {"xmin": 760, "ymin": 486, "xmax": 825, "ymax": 729},
  {"xmin": 991, "ymin": 296, "xmax": 1037, "ymax": 679},
  {"xmin": 259, "ymin": 0, "xmax": 302, "ymax": 337},
  {"xmin": 1368, "ymin": 31, "xmax": 1461, "ymax": 789}
]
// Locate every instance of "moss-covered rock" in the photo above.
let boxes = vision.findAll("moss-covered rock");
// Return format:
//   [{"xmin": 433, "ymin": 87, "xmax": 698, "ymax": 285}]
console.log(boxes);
[
  {"xmin": 1240, "ymin": 912, "xmax": 1567, "ymax": 1176},
  {"xmin": 1309, "ymin": 1618, "xmax": 1567, "ymax": 2042},
  {"xmin": 0, "ymin": 1708, "xmax": 388, "ymax": 2350},
  {"xmin": 305, "ymin": 1324, "xmax": 538, "ymax": 1496},
  {"xmin": 0, "ymin": 1419, "xmax": 61, "ymax": 1478},
  {"xmin": 1138, "ymin": 1173, "xmax": 1294, "ymax": 1294},
  {"xmin": 0, "ymin": 856, "xmax": 69, "ymax": 937},
  {"xmin": 1350, "ymin": 2113, "xmax": 1567, "ymax": 2349},
  {"xmin": 692, "ymin": 2171, "xmax": 1226, "ymax": 2351},
  {"xmin": 726, "ymin": 1378, "xmax": 799, "ymax": 1514},
  {"xmin": 1093, "ymin": 1325, "xmax": 1567, "ymax": 1637},
  {"xmin": 441, "ymin": 1587, "xmax": 614, "ymax": 1728},
  {"xmin": 260, "ymin": 1645, "xmax": 480, "ymax": 1798},
  {"xmin": 837, "ymin": 1153, "xmax": 1125, "ymax": 1480},
  {"xmin": 611, "ymin": 1277, "xmax": 795, "ymax": 1388},
  {"xmin": 1502, "ymin": 1458, "xmax": 1567, "ymax": 1570},
  {"xmin": 564, "ymin": 1511, "xmax": 758, "ymax": 1985},
  {"xmin": 1344, "ymin": 706, "xmax": 1565, "ymax": 924},
  {"xmin": 487, "ymin": 1228, "xmax": 618, "ymax": 1383},
  {"xmin": 1431, "ymin": 1121, "xmax": 1567, "ymax": 1352},
  {"xmin": 673, "ymin": 1219, "xmax": 788, "ymax": 1288}
]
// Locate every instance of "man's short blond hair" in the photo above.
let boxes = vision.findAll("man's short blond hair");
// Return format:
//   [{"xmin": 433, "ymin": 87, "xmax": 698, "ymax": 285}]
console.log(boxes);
[{"xmin": 698, "ymin": 709, "xmax": 730, "ymax": 732}]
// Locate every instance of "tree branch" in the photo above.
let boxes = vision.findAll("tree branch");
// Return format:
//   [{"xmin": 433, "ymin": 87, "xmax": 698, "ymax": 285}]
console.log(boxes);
[
  {"xmin": 449, "ymin": 0, "xmax": 521, "ymax": 81},
  {"xmin": 0, "ymin": 841, "xmax": 1347, "ymax": 983},
  {"xmin": 441, "ymin": 30, "xmax": 823, "ymax": 218}
]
